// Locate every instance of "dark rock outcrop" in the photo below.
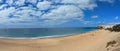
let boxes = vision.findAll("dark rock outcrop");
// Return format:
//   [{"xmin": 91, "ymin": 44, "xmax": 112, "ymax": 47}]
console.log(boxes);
[{"xmin": 112, "ymin": 24, "xmax": 120, "ymax": 32}]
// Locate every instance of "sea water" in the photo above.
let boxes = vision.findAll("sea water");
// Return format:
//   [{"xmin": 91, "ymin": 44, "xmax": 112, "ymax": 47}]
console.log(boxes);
[{"xmin": 0, "ymin": 27, "xmax": 98, "ymax": 39}]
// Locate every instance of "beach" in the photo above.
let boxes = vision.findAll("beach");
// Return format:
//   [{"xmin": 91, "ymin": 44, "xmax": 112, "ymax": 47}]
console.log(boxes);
[{"xmin": 0, "ymin": 30, "xmax": 119, "ymax": 51}]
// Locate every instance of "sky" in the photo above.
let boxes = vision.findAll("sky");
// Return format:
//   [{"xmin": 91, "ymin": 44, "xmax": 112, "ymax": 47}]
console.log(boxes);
[{"xmin": 0, "ymin": 0, "xmax": 120, "ymax": 28}]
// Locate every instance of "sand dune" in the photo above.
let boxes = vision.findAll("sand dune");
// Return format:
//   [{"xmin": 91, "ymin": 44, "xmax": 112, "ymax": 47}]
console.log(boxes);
[{"xmin": 0, "ymin": 30, "xmax": 119, "ymax": 51}]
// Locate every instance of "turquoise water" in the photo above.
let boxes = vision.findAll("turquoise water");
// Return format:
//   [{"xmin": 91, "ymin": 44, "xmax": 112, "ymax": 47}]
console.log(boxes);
[{"xmin": 0, "ymin": 28, "xmax": 98, "ymax": 39}]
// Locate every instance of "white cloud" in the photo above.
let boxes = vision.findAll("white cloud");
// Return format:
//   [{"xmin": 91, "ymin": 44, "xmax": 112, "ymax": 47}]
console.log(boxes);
[
  {"xmin": 14, "ymin": 0, "xmax": 25, "ymax": 6},
  {"xmin": 91, "ymin": 15, "xmax": 99, "ymax": 18},
  {"xmin": 6, "ymin": 0, "xmax": 13, "ymax": 5},
  {"xmin": 0, "ymin": 7, "xmax": 15, "ymax": 24},
  {"xmin": 0, "ymin": 6, "xmax": 42, "ymax": 24},
  {"xmin": 41, "ymin": 5, "xmax": 83, "ymax": 20},
  {"xmin": 41, "ymin": 5, "xmax": 84, "ymax": 25},
  {"xmin": 78, "ymin": 3, "xmax": 97, "ymax": 10},
  {"xmin": 0, "ymin": 4, "xmax": 8, "ymax": 9},
  {"xmin": 26, "ymin": 0, "xmax": 37, "ymax": 4},
  {"xmin": 107, "ymin": 22, "xmax": 120, "ymax": 25},
  {"xmin": 61, "ymin": 0, "xmax": 97, "ymax": 10},
  {"xmin": 82, "ymin": 20, "xmax": 92, "ymax": 24},
  {"xmin": 99, "ymin": 0, "xmax": 115, "ymax": 3},
  {"xmin": 51, "ymin": 0, "xmax": 61, "ymax": 3},
  {"xmin": 0, "ymin": 7, "xmax": 15, "ymax": 18},
  {"xmin": 0, "ymin": 0, "xmax": 3, "ymax": 3},
  {"xmin": 0, "ymin": 0, "xmax": 116, "ymax": 26},
  {"xmin": 37, "ymin": 1, "xmax": 51, "ymax": 10},
  {"xmin": 115, "ymin": 16, "xmax": 119, "ymax": 20},
  {"xmin": 9, "ymin": 7, "xmax": 42, "ymax": 24}
]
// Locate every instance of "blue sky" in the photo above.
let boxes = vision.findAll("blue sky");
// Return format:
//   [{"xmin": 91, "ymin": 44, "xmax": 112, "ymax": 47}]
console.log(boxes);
[{"xmin": 0, "ymin": 0, "xmax": 120, "ymax": 28}]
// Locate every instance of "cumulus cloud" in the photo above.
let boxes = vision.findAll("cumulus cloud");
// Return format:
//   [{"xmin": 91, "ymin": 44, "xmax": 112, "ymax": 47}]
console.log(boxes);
[
  {"xmin": 14, "ymin": 0, "xmax": 25, "ymax": 6},
  {"xmin": 91, "ymin": 15, "xmax": 99, "ymax": 18},
  {"xmin": 0, "ymin": 0, "xmax": 115, "ymax": 26},
  {"xmin": 41, "ymin": 5, "xmax": 84, "ymax": 25},
  {"xmin": 5, "ymin": 0, "xmax": 13, "ymax": 5},
  {"xmin": 37, "ymin": 1, "xmax": 51, "ymax": 10},
  {"xmin": 0, "ymin": 7, "xmax": 15, "ymax": 24},
  {"xmin": 9, "ymin": 7, "xmax": 42, "ymax": 23}
]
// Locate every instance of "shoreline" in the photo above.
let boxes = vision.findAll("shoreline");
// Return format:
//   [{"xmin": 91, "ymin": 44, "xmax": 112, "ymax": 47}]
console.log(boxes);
[
  {"xmin": 0, "ymin": 29, "xmax": 119, "ymax": 51},
  {"xmin": 0, "ymin": 30, "xmax": 98, "ymax": 40}
]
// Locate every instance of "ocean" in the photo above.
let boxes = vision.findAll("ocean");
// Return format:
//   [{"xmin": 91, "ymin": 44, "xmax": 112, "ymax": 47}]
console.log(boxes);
[{"xmin": 0, "ymin": 27, "xmax": 98, "ymax": 39}]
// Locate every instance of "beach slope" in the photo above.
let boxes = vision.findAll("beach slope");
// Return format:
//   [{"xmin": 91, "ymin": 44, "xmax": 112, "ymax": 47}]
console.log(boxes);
[{"xmin": 0, "ymin": 30, "xmax": 119, "ymax": 51}]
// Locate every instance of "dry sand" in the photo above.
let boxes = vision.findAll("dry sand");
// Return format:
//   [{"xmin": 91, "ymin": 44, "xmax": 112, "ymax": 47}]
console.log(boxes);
[{"xmin": 0, "ymin": 30, "xmax": 119, "ymax": 51}]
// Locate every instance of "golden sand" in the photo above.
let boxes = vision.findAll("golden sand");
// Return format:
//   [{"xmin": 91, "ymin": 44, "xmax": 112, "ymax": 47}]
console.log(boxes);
[{"xmin": 0, "ymin": 30, "xmax": 119, "ymax": 51}]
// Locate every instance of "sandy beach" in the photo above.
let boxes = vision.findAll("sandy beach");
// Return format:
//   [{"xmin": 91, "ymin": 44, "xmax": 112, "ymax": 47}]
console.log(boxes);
[{"xmin": 0, "ymin": 30, "xmax": 119, "ymax": 51}]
